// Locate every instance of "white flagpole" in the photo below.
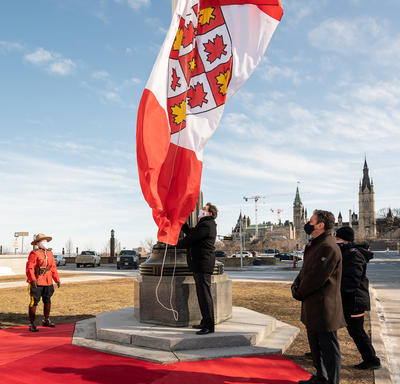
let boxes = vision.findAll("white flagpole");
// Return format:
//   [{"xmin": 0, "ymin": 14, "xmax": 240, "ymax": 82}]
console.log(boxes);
[{"xmin": 172, "ymin": 0, "xmax": 178, "ymax": 15}]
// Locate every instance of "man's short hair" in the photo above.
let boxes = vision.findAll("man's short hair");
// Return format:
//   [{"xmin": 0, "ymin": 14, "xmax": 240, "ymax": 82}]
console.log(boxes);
[
  {"xmin": 313, "ymin": 209, "xmax": 335, "ymax": 232},
  {"xmin": 206, "ymin": 202, "xmax": 218, "ymax": 219}
]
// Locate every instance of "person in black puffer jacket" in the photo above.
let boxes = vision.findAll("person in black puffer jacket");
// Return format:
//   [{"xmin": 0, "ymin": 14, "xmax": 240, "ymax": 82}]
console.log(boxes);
[
  {"xmin": 177, "ymin": 202, "xmax": 217, "ymax": 335},
  {"xmin": 335, "ymin": 226, "xmax": 381, "ymax": 370}
]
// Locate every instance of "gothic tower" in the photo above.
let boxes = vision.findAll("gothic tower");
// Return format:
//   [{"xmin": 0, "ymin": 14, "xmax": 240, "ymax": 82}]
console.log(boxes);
[
  {"xmin": 358, "ymin": 158, "xmax": 376, "ymax": 238},
  {"xmin": 338, "ymin": 212, "xmax": 343, "ymax": 227},
  {"xmin": 293, "ymin": 187, "xmax": 304, "ymax": 239}
]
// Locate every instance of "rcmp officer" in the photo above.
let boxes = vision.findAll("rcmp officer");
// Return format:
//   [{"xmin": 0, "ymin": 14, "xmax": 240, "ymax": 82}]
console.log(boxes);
[{"xmin": 26, "ymin": 233, "xmax": 61, "ymax": 332}]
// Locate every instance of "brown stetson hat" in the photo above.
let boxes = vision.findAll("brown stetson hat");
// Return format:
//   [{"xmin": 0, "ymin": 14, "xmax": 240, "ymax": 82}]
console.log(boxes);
[{"xmin": 31, "ymin": 233, "xmax": 52, "ymax": 245}]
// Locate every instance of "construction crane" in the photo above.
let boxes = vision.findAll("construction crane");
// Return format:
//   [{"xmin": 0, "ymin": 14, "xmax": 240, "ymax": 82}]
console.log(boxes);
[
  {"xmin": 243, "ymin": 195, "xmax": 266, "ymax": 238},
  {"xmin": 270, "ymin": 208, "xmax": 284, "ymax": 224}
]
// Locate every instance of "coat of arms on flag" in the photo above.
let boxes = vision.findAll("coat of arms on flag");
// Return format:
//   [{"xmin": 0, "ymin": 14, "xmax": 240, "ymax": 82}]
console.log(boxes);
[
  {"xmin": 167, "ymin": 2, "xmax": 233, "ymax": 134},
  {"xmin": 137, "ymin": 0, "xmax": 283, "ymax": 245}
]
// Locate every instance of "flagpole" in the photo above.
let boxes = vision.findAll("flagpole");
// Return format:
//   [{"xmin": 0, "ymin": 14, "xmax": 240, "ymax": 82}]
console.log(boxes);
[{"xmin": 172, "ymin": 0, "xmax": 178, "ymax": 15}]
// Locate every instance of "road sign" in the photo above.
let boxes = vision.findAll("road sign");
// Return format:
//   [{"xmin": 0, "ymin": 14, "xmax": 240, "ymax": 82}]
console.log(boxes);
[
  {"xmin": 15, "ymin": 232, "xmax": 29, "ymax": 237},
  {"xmin": 12, "ymin": 240, "xmax": 19, "ymax": 249}
]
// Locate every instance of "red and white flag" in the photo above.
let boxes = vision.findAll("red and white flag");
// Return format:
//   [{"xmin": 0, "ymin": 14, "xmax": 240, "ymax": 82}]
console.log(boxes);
[{"xmin": 137, "ymin": 0, "xmax": 283, "ymax": 245}]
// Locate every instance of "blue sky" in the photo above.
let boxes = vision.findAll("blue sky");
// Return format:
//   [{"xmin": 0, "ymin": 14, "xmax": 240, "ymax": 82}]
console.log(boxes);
[{"xmin": 1, "ymin": 0, "xmax": 400, "ymax": 253}]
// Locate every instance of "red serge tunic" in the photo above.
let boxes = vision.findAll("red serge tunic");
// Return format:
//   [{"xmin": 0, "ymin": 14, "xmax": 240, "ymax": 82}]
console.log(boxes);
[{"xmin": 26, "ymin": 249, "xmax": 60, "ymax": 286}]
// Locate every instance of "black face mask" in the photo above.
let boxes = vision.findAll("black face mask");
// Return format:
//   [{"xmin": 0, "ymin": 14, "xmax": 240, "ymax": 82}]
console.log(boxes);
[{"xmin": 304, "ymin": 222, "xmax": 314, "ymax": 235}]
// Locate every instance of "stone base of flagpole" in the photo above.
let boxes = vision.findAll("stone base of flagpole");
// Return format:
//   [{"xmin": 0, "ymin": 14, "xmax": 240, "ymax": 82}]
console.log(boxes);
[
  {"xmin": 134, "ymin": 274, "xmax": 232, "ymax": 327},
  {"xmin": 134, "ymin": 242, "xmax": 231, "ymax": 327},
  {"xmin": 72, "ymin": 306, "xmax": 299, "ymax": 363}
]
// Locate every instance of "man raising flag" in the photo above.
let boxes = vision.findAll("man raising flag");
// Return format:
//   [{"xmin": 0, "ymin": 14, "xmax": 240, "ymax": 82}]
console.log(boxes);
[{"xmin": 137, "ymin": 0, "xmax": 283, "ymax": 244}]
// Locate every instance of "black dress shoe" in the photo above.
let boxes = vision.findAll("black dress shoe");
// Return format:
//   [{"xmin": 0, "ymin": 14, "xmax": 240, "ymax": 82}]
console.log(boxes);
[
  {"xmin": 29, "ymin": 323, "xmax": 39, "ymax": 332},
  {"xmin": 354, "ymin": 359, "xmax": 381, "ymax": 370},
  {"xmin": 42, "ymin": 319, "xmax": 56, "ymax": 328},
  {"xmin": 298, "ymin": 375, "xmax": 327, "ymax": 384},
  {"xmin": 196, "ymin": 328, "xmax": 214, "ymax": 335},
  {"xmin": 192, "ymin": 324, "xmax": 204, "ymax": 329}
]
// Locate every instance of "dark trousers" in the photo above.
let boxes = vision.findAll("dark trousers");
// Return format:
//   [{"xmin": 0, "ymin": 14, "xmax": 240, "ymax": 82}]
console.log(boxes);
[
  {"xmin": 193, "ymin": 272, "xmax": 214, "ymax": 330},
  {"xmin": 307, "ymin": 329, "xmax": 341, "ymax": 384},
  {"xmin": 345, "ymin": 313, "xmax": 378, "ymax": 363}
]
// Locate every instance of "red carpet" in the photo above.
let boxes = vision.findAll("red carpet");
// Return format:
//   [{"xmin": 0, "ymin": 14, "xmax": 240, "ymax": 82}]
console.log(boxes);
[{"xmin": 0, "ymin": 325, "xmax": 310, "ymax": 383}]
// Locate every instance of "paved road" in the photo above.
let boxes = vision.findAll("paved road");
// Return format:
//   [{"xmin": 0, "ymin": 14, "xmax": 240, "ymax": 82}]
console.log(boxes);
[{"xmin": 367, "ymin": 251, "xmax": 400, "ymax": 383}]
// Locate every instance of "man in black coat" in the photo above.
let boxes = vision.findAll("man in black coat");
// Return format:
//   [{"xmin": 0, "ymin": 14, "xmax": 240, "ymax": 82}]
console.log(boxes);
[
  {"xmin": 177, "ymin": 202, "xmax": 217, "ymax": 335},
  {"xmin": 292, "ymin": 210, "xmax": 346, "ymax": 384},
  {"xmin": 335, "ymin": 226, "xmax": 381, "ymax": 370}
]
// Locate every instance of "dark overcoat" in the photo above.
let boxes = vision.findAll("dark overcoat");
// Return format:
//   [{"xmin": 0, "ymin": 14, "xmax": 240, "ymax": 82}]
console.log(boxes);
[
  {"xmin": 341, "ymin": 243, "xmax": 373, "ymax": 315},
  {"xmin": 292, "ymin": 232, "xmax": 346, "ymax": 332},
  {"xmin": 177, "ymin": 216, "xmax": 216, "ymax": 274}
]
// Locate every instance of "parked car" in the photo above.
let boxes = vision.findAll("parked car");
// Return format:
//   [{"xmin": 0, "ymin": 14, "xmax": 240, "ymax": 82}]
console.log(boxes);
[
  {"xmin": 231, "ymin": 251, "xmax": 253, "ymax": 258},
  {"xmin": 117, "ymin": 250, "xmax": 140, "ymax": 270},
  {"xmin": 264, "ymin": 248, "xmax": 280, "ymax": 255},
  {"xmin": 275, "ymin": 252, "xmax": 302, "ymax": 262},
  {"xmin": 76, "ymin": 251, "xmax": 101, "ymax": 268},
  {"xmin": 53, "ymin": 254, "xmax": 66, "ymax": 266},
  {"xmin": 214, "ymin": 250, "xmax": 227, "ymax": 258}
]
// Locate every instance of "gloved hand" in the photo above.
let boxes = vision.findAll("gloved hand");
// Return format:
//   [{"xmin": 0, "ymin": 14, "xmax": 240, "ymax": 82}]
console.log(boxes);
[
  {"xmin": 291, "ymin": 284, "xmax": 302, "ymax": 301},
  {"xmin": 57, "ymin": 281, "xmax": 61, "ymax": 288},
  {"xmin": 31, "ymin": 281, "xmax": 38, "ymax": 288}
]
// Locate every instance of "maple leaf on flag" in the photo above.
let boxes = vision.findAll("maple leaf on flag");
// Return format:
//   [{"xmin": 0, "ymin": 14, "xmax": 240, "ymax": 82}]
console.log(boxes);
[
  {"xmin": 199, "ymin": 7, "xmax": 215, "ymax": 25},
  {"xmin": 182, "ymin": 22, "xmax": 194, "ymax": 48},
  {"xmin": 173, "ymin": 28, "xmax": 183, "ymax": 51},
  {"xmin": 204, "ymin": 35, "xmax": 227, "ymax": 63},
  {"xmin": 216, "ymin": 69, "xmax": 231, "ymax": 95},
  {"xmin": 171, "ymin": 100, "xmax": 186, "ymax": 125},
  {"xmin": 187, "ymin": 82, "xmax": 208, "ymax": 108},
  {"xmin": 171, "ymin": 68, "xmax": 181, "ymax": 91},
  {"xmin": 188, "ymin": 57, "xmax": 196, "ymax": 72}
]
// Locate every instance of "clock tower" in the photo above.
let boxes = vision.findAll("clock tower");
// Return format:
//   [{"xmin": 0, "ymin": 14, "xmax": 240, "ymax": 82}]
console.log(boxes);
[{"xmin": 293, "ymin": 186, "xmax": 305, "ymax": 240}]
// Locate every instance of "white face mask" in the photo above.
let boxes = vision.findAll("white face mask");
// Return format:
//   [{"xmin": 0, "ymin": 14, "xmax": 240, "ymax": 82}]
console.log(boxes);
[
  {"xmin": 38, "ymin": 240, "xmax": 47, "ymax": 249},
  {"xmin": 198, "ymin": 209, "xmax": 207, "ymax": 220}
]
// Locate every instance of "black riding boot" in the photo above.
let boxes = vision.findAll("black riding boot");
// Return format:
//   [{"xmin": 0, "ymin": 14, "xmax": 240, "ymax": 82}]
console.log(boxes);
[
  {"xmin": 42, "ymin": 304, "xmax": 55, "ymax": 327},
  {"xmin": 29, "ymin": 305, "xmax": 38, "ymax": 332}
]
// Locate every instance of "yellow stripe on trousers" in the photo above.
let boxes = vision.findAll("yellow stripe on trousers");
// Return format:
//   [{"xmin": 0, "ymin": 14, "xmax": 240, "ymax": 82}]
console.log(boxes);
[{"xmin": 28, "ymin": 283, "xmax": 35, "ymax": 307}]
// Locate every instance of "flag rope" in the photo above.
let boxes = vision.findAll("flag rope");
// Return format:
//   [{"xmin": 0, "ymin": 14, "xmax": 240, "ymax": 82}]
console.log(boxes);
[{"xmin": 155, "ymin": 233, "xmax": 179, "ymax": 321}]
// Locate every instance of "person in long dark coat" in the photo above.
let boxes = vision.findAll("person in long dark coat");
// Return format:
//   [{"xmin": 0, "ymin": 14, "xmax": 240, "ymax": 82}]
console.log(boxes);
[
  {"xmin": 292, "ymin": 210, "xmax": 346, "ymax": 384},
  {"xmin": 177, "ymin": 202, "xmax": 217, "ymax": 335},
  {"xmin": 335, "ymin": 226, "xmax": 381, "ymax": 370}
]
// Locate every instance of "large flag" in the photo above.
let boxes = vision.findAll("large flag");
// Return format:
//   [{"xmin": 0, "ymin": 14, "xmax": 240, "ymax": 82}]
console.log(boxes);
[{"xmin": 137, "ymin": 0, "xmax": 283, "ymax": 245}]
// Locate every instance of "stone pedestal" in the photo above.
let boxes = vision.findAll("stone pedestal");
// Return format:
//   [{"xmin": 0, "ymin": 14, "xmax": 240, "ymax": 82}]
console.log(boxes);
[{"xmin": 134, "ymin": 274, "xmax": 232, "ymax": 327}]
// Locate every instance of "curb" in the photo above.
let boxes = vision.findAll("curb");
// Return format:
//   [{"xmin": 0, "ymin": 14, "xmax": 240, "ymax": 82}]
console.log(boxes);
[{"xmin": 369, "ymin": 287, "xmax": 392, "ymax": 384}]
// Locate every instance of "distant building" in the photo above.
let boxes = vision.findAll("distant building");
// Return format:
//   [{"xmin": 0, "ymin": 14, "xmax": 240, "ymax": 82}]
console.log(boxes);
[
  {"xmin": 231, "ymin": 158, "xmax": 398, "ymax": 244},
  {"xmin": 293, "ymin": 186, "xmax": 308, "ymax": 242}
]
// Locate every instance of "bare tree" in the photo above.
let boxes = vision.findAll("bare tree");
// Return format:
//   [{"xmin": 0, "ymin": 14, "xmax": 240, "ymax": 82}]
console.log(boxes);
[
  {"xmin": 377, "ymin": 208, "xmax": 389, "ymax": 218},
  {"xmin": 116, "ymin": 240, "xmax": 121, "ymax": 254},
  {"xmin": 65, "ymin": 238, "xmax": 73, "ymax": 256},
  {"xmin": 140, "ymin": 237, "xmax": 155, "ymax": 254},
  {"xmin": 102, "ymin": 241, "xmax": 110, "ymax": 256}
]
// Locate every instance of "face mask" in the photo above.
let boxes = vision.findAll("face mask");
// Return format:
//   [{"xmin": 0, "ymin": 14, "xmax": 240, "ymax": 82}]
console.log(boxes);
[
  {"xmin": 304, "ymin": 222, "xmax": 315, "ymax": 235},
  {"xmin": 38, "ymin": 240, "xmax": 47, "ymax": 249},
  {"xmin": 198, "ymin": 209, "xmax": 207, "ymax": 220}
]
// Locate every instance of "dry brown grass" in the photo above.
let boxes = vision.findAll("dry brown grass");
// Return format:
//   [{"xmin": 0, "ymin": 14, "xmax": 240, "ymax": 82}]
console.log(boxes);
[
  {"xmin": 0, "ymin": 279, "xmax": 373, "ymax": 383},
  {"xmin": 0, "ymin": 272, "xmax": 90, "ymax": 283},
  {"xmin": 0, "ymin": 278, "xmax": 134, "ymax": 327}
]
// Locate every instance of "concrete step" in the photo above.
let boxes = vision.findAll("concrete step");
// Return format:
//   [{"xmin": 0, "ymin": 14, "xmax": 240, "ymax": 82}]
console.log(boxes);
[
  {"xmin": 96, "ymin": 307, "xmax": 276, "ymax": 351},
  {"xmin": 72, "ymin": 311, "xmax": 299, "ymax": 363}
]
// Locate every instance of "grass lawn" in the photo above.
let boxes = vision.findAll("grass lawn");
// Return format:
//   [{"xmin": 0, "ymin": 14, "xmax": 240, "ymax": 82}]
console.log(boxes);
[{"xmin": 0, "ymin": 279, "xmax": 373, "ymax": 384}]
